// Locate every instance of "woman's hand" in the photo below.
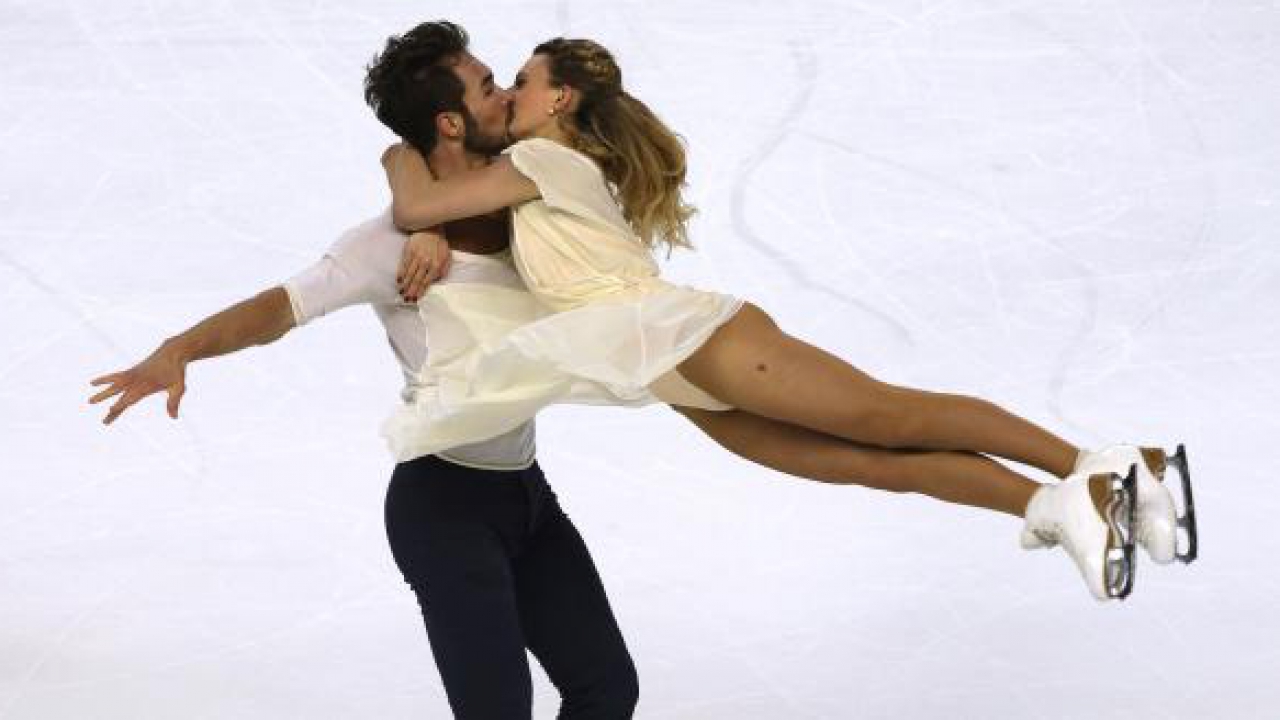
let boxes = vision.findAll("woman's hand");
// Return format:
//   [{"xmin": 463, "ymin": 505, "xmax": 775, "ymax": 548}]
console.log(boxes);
[
  {"xmin": 383, "ymin": 143, "xmax": 451, "ymax": 299},
  {"xmin": 398, "ymin": 230, "xmax": 453, "ymax": 301}
]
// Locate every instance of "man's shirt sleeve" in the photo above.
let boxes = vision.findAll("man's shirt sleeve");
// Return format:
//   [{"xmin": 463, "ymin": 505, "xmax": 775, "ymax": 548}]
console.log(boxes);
[{"xmin": 283, "ymin": 214, "xmax": 405, "ymax": 326}]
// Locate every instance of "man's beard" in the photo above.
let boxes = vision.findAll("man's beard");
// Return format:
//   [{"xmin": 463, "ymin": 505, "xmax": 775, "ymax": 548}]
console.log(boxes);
[{"xmin": 462, "ymin": 120, "xmax": 511, "ymax": 156}]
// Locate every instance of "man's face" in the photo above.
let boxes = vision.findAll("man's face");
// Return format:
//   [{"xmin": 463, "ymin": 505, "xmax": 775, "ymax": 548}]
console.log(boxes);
[{"xmin": 451, "ymin": 52, "xmax": 512, "ymax": 155}]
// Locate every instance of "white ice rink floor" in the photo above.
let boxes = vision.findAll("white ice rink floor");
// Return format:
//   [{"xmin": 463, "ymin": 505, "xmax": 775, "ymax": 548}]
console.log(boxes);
[{"xmin": 3, "ymin": 1, "xmax": 1278, "ymax": 718}]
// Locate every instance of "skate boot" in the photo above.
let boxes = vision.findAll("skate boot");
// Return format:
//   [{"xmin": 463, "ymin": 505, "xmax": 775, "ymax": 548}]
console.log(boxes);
[
  {"xmin": 1021, "ymin": 468, "xmax": 1138, "ymax": 601},
  {"xmin": 1076, "ymin": 444, "xmax": 1197, "ymax": 564}
]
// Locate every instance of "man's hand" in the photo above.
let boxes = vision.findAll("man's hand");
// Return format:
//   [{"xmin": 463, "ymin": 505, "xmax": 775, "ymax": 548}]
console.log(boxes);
[
  {"xmin": 89, "ymin": 344, "xmax": 189, "ymax": 425},
  {"xmin": 398, "ymin": 230, "xmax": 452, "ymax": 301},
  {"xmin": 87, "ymin": 287, "xmax": 295, "ymax": 427}
]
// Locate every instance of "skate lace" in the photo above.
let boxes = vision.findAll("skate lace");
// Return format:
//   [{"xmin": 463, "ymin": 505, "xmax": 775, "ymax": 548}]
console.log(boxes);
[
  {"xmin": 1134, "ymin": 520, "xmax": 1153, "ymax": 548},
  {"xmin": 1032, "ymin": 527, "xmax": 1059, "ymax": 546}
]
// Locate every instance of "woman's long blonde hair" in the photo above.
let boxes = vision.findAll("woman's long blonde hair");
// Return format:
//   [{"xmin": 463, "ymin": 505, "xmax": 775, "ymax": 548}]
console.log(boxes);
[{"xmin": 534, "ymin": 38, "xmax": 695, "ymax": 254}]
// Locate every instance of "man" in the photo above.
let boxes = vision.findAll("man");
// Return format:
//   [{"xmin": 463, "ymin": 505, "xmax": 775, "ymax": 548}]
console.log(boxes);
[{"xmin": 90, "ymin": 22, "xmax": 638, "ymax": 720}]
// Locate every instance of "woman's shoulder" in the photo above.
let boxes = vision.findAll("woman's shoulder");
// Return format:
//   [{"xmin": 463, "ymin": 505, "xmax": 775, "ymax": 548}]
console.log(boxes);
[
  {"xmin": 504, "ymin": 137, "xmax": 593, "ymax": 166},
  {"xmin": 504, "ymin": 137, "xmax": 569, "ymax": 153}
]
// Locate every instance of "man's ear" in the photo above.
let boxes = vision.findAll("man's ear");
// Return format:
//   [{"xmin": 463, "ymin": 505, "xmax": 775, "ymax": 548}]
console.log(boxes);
[{"xmin": 436, "ymin": 112, "xmax": 462, "ymax": 139}]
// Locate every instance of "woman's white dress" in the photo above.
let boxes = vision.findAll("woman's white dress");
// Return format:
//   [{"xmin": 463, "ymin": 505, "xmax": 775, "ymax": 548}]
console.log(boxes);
[{"xmin": 382, "ymin": 138, "xmax": 744, "ymax": 462}]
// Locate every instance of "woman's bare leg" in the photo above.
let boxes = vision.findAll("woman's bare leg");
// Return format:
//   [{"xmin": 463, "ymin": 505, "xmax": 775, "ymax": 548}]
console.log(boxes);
[
  {"xmin": 672, "ymin": 406, "xmax": 1039, "ymax": 517},
  {"xmin": 677, "ymin": 303, "xmax": 1080, "ymax": 479}
]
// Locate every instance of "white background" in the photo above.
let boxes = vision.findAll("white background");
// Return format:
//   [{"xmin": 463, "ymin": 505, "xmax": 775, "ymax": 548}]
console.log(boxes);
[{"xmin": 2, "ymin": 1, "xmax": 1277, "ymax": 718}]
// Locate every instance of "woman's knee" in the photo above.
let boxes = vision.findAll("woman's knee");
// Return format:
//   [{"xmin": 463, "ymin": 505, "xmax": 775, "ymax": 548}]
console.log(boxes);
[
  {"xmin": 873, "ymin": 389, "xmax": 995, "ymax": 449},
  {"xmin": 841, "ymin": 450, "xmax": 917, "ymax": 494},
  {"xmin": 843, "ymin": 385, "xmax": 923, "ymax": 449}
]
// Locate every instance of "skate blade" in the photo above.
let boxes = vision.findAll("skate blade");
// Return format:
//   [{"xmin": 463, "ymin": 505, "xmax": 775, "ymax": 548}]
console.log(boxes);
[
  {"xmin": 1102, "ymin": 467, "xmax": 1137, "ymax": 600},
  {"xmin": 1168, "ymin": 444, "xmax": 1198, "ymax": 563}
]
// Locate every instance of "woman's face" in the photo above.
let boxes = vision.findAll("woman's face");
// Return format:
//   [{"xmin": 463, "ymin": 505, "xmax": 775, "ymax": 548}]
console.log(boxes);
[{"xmin": 508, "ymin": 54, "xmax": 562, "ymax": 140}]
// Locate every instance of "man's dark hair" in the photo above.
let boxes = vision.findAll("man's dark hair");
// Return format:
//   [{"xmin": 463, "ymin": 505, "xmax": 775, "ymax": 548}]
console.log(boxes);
[{"xmin": 364, "ymin": 21, "xmax": 473, "ymax": 154}]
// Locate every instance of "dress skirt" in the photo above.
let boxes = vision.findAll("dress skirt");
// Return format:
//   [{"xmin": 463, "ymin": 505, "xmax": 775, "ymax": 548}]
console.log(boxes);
[{"xmin": 381, "ymin": 279, "xmax": 743, "ymax": 462}]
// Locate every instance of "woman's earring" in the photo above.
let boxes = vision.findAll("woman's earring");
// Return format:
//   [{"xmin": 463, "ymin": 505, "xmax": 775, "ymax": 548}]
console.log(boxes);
[{"xmin": 547, "ymin": 107, "xmax": 557, "ymax": 116}]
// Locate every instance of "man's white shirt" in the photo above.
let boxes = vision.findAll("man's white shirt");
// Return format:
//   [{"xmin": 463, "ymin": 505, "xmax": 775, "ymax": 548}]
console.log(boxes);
[{"xmin": 283, "ymin": 211, "xmax": 536, "ymax": 470}]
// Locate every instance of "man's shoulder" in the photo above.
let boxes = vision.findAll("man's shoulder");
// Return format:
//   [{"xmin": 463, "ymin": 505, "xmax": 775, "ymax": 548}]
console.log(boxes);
[
  {"xmin": 327, "ymin": 210, "xmax": 406, "ymax": 261},
  {"xmin": 319, "ymin": 210, "xmax": 525, "ymax": 292}
]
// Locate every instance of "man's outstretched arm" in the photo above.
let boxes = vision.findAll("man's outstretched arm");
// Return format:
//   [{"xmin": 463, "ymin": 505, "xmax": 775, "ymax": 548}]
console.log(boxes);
[{"xmin": 88, "ymin": 287, "xmax": 296, "ymax": 425}]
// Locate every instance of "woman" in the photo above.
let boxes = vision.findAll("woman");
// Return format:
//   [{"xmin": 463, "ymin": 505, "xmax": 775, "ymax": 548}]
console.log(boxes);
[{"xmin": 379, "ymin": 38, "xmax": 1196, "ymax": 601}]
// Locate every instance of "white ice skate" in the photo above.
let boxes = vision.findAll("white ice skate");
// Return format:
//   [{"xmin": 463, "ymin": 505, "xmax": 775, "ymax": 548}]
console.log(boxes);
[
  {"xmin": 1021, "ymin": 468, "xmax": 1138, "ymax": 601},
  {"xmin": 1073, "ymin": 444, "xmax": 1197, "ymax": 565}
]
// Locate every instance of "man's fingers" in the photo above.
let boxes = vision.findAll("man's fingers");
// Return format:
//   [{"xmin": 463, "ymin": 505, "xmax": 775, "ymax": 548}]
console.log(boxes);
[
  {"xmin": 90, "ymin": 373, "xmax": 122, "ymax": 387},
  {"xmin": 102, "ymin": 385, "xmax": 155, "ymax": 425},
  {"xmin": 89, "ymin": 382, "xmax": 126, "ymax": 404},
  {"xmin": 103, "ymin": 389, "xmax": 141, "ymax": 425},
  {"xmin": 166, "ymin": 381, "xmax": 186, "ymax": 419}
]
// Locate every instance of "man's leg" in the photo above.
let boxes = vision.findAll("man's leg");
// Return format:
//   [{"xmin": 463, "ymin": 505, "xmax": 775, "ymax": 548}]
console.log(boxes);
[
  {"xmin": 513, "ymin": 465, "xmax": 639, "ymax": 719},
  {"xmin": 385, "ymin": 455, "xmax": 534, "ymax": 720}
]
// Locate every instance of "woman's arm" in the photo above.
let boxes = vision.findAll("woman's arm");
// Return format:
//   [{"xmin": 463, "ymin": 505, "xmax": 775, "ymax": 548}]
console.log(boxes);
[
  {"xmin": 383, "ymin": 144, "xmax": 540, "ymax": 232},
  {"xmin": 381, "ymin": 143, "xmax": 436, "ymax": 228}
]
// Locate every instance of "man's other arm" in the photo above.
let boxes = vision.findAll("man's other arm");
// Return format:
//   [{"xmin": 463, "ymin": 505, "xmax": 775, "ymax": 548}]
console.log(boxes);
[
  {"xmin": 89, "ymin": 216, "xmax": 405, "ymax": 425},
  {"xmin": 88, "ymin": 287, "xmax": 295, "ymax": 424}
]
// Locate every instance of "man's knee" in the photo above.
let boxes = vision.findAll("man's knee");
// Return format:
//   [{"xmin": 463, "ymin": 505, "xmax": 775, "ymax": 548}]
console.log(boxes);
[
  {"xmin": 563, "ymin": 654, "xmax": 639, "ymax": 718},
  {"xmin": 604, "ymin": 657, "xmax": 640, "ymax": 717},
  {"xmin": 598, "ymin": 657, "xmax": 640, "ymax": 718}
]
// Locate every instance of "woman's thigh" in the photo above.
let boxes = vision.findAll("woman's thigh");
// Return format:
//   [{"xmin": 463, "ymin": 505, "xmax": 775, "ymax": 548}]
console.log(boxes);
[
  {"xmin": 676, "ymin": 302, "xmax": 912, "ymax": 446},
  {"xmin": 671, "ymin": 405, "xmax": 891, "ymax": 485}
]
